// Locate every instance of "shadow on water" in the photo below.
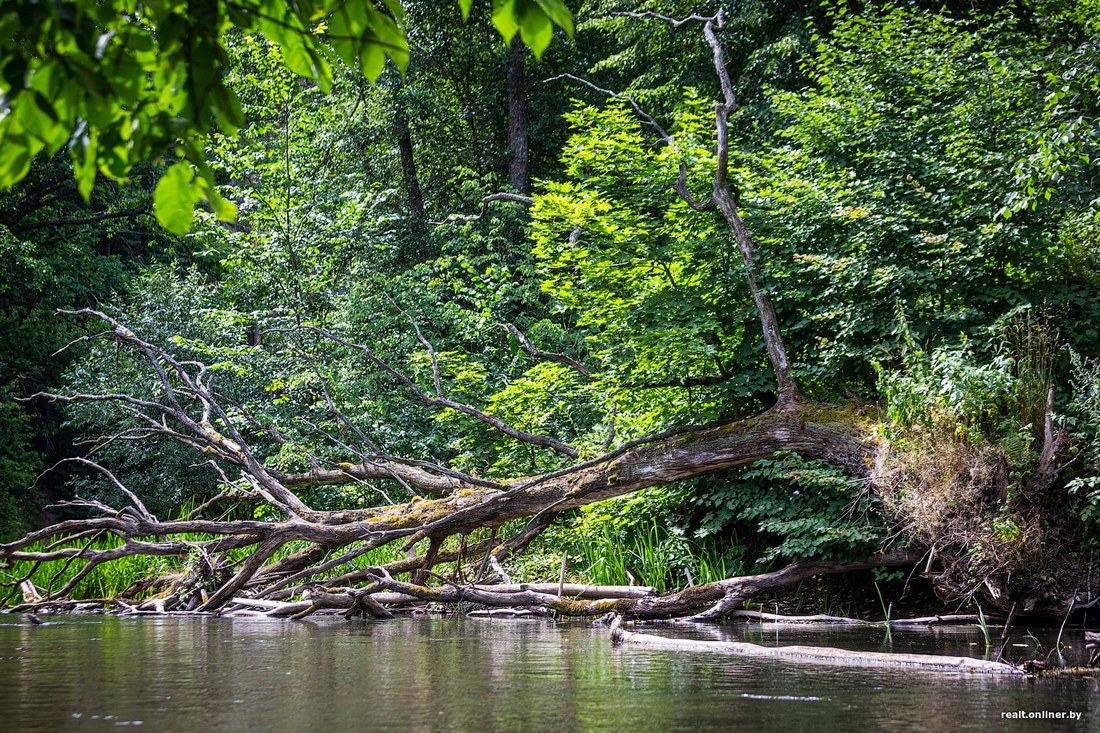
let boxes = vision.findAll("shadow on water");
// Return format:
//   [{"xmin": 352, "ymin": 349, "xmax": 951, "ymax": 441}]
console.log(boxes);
[{"xmin": 0, "ymin": 615, "xmax": 1095, "ymax": 732}]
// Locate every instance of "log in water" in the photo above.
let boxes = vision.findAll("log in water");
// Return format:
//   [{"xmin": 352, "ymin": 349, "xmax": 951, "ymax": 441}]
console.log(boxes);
[{"xmin": 609, "ymin": 615, "xmax": 1026, "ymax": 675}]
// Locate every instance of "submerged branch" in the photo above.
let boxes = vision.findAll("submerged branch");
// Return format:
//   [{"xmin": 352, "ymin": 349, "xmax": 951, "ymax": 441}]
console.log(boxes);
[{"xmin": 608, "ymin": 615, "xmax": 1026, "ymax": 675}]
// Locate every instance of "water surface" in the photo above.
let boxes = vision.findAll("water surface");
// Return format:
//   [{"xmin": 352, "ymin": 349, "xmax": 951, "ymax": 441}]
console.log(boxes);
[{"xmin": 0, "ymin": 615, "xmax": 1094, "ymax": 732}]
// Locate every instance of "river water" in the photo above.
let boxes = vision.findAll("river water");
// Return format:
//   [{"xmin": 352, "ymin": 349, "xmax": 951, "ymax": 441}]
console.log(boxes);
[{"xmin": 0, "ymin": 615, "xmax": 1095, "ymax": 732}]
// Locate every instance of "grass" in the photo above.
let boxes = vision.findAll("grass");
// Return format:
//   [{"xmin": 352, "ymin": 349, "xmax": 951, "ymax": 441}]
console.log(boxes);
[
  {"xmin": 875, "ymin": 581, "xmax": 893, "ymax": 644},
  {"xmin": 570, "ymin": 520, "xmax": 743, "ymax": 593},
  {"xmin": 977, "ymin": 605, "xmax": 992, "ymax": 653},
  {"xmin": 2, "ymin": 532, "xmax": 409, "ymax": 607},
  {"xmin": 1053, "ymin": 599, "xmax": 1073, "ymax": 667},
  {"xmin": 3, "ymin": 535, "xmax": 181, "ymax": 603}
]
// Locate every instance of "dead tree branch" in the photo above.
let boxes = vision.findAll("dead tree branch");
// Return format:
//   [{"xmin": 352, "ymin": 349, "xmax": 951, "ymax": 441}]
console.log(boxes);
[
  {"xmin": 444, "ymin": 192, "xmax": 534, "ymax": 223},
  {"xmin": 500, "ymin": 323, "xmax": 593, "ymax": 379}
]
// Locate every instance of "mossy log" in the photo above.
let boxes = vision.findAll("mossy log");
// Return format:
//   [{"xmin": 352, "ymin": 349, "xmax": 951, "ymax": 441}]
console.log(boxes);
[{"xmin": 2, "ymin": 402, "xmax": 876, "ymax": 613}]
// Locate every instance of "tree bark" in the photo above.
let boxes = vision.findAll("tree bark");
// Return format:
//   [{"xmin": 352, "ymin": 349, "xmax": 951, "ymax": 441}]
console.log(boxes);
[
  {"xmin": 300, "ymin": 403, "xmax": 869, "ymax": 534},
  {"xmin": 702, "ymin": 15, "xmax": 800, "ymax": 406},
  {"xmin": 506, "ymin": 37, "xmax": 529, "ymax": 194},
  {"xmin": 0, "ymin": 401, "xmax": 873, "ymax": 611}
]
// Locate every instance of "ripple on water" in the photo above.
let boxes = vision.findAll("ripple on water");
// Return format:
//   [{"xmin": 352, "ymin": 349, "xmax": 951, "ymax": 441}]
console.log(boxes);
[{"xmin": 0, "ymin": 616, "xmax": 1093, "ymax": 733}]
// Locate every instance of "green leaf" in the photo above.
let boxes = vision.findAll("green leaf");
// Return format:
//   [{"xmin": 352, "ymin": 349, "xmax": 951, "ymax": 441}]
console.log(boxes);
[
  {"xmin": 458, "ymin": 0, "xmax": 474, "ymax": 20},
  {"xmin": 533, "ymin": 0, "xmax": 573, "ymax": 36},
  {"xmin": 360, "ymin": 41, "xmax": 387, "ymax": 80},
  {"xmin": 518, "ymin": 2, "xmax": 553, "ymax": 59},
  {"xmin": 491, "ymin": 0, "xmax": 520, "ymax": 44},
  {"xmin": 71, "ymin": 130, "xmax": 98, "ymax": 201},
  {"xmin": 154, "ymin": 162, "xmax": 198, "ymax": 234},
  {"xmin": 207, "ymin": 186, "xmax": 238, "ymax": 222}
]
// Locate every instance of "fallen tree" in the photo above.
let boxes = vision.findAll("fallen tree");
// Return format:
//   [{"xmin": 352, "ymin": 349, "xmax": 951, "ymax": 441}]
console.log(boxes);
[
  {"xmin": 0, "ymin": 308, "xmax": 892, "ymax": 616},
  {"xmin": 0, "ymin": 10, "xmax": 1086, "ymax": 623}
]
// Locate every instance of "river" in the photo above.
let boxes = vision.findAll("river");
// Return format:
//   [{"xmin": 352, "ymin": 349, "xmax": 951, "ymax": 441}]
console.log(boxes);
[{"xmin": 0, "ymin": 615, "xmax": 1095, "ymax": 731}]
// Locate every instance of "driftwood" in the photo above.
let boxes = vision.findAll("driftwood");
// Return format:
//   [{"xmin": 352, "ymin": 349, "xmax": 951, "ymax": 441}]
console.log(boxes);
[
  {"xmin": 887, "ymin": 614, "xmax": 999, "ymax": 626},
  {"xmin": 608, "ymin": 614, "xmax": 1026, "ymax": 675},
  {"xmin": 467, "ymin": 608, "xmax": 555, "ymax": 618},
  {"xmin": 724, "ymin": 610, "xmax": 875, "ymax": 625},
  {"xmin": 220, "ymin": 583, "xmax": 657, "ymax": 619},
  {"xmin": 722, "ymin": 611, "xmax": 1005, "ymax": 626}
]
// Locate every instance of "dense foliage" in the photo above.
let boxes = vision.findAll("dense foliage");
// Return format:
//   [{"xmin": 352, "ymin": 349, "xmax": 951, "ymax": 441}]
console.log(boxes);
[{"xmin": 1, "ymin": 0, "xmax": 1098, "ymax": 603}]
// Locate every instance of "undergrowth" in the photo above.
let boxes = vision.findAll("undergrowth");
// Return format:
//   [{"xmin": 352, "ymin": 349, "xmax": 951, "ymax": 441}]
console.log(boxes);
[{"xmin": 871, "ymin": 310, "xmax": 1085, "ymax": 609}]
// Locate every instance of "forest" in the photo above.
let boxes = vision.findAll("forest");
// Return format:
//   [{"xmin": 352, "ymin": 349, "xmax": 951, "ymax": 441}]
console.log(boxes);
[{"xmin": 0, "ymin": 0, "xmax": 1099, "ymax": 627}]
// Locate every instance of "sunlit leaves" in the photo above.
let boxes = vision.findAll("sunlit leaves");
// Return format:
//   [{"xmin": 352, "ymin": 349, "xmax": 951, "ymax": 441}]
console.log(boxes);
[
  {"xmin": 154, "ymin": 163, "xmax": 201, "ymax": 235},
  {"xmin": 326, "ymin": 0, "xmax": 409, "ymax": 79},
  {"xmin": 530, "ymin": 100, "xmax": 751, "ymax": 434},
  {"xmin": 487, "ymin": 0, "xmax": 573, "ymax": 58},
  {"xmin": 0, "ymin": 0, "xmax": 573, "ymax": 232}
]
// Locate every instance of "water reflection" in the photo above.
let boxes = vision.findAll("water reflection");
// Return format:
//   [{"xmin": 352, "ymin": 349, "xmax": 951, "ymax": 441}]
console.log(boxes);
[{"xmin": 0, "ymin": 616, "xmax": 1093, "ymax": 732}]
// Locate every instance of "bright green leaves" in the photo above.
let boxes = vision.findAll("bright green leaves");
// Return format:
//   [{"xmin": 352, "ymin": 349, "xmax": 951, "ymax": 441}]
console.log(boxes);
[
  {"xmin": 154, "ymin": 164, "xmax": 200, "ymax": 236},
  {"xmin": 154, "ymin": 161, "xmax": 238, "ymax": 234},
  {"xmin": 531, "ymin": 100, "xmax": 748, "ymax": 434},
  {"xmin": 0, "ymin": 0, "xmax": 573, "ymax": 233},
  {"xmin": 0, "ymin": 0, "xmax": 259, "ymax": 229},
  {"xmin": 248, "ymin": 2, "xmax": 335, "ymax": 92},
  {"xmin": 460, "ymin": 0, "xmax": 576, "ymax": 48},
  {"xmin": 70, "ymin": 131, "xmax": 99, "ymax": 202},
  {"xmin": 486, "ymin": 0, "xmax": 574, "ymax": 58},
  {"xmin": 326, "ymin": 0, "xmax": 410, "ymax": 80}
]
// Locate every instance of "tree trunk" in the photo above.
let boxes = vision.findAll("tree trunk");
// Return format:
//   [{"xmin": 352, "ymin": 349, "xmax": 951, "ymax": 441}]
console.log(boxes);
[
  {"xmin": 1, "ymin": 401, "xmax": 872, "ymax": 611},
  {"xmin": 506, "ymin": 38, "xmax": 529, "ymax": 194},
  {"xmin": 393, "ymin": 79, "xmax": 429, "ymax": 261}
]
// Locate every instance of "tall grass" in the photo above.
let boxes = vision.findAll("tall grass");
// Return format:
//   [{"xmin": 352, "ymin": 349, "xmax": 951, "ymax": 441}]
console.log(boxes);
[
  {"xmin": 3, "ymin": 535, "xmax": 180, "ymax": 603},
  {"xmin": 572, "ymin": 520, "xmax": 742, "ymax": 593},
  {"xmin": 2, "ymin": 532, "xmax": 409, "ymax": 607}
]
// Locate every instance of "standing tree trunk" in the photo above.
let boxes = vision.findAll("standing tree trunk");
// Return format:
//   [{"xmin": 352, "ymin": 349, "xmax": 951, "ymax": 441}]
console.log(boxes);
[
  {"xmin": 506, "ymin": 38, "xmax": 529, "ymax": 194},
  {"xmin": 393, "ymin": 79, "xmax": 429, "ymax": 261}
]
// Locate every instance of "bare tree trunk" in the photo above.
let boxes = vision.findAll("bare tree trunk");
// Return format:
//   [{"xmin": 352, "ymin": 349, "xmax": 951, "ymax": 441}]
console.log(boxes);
[
  {"xmin": 702, "ymin": 15, "xmax": 800, "ymax": 406},
  {"xmin": 506, "ymin": 38, "xmax": 529, "ymax": 194}
]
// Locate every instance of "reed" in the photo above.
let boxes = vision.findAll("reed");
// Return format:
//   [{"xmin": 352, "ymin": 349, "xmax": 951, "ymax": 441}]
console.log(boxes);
[
  {"xmin": 977, "ymin": 605, "xmax": 992, "ymax": 652},
  {"xmin": 573, "ymin": 521, "xmax": 741, "ymax": 593}
]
